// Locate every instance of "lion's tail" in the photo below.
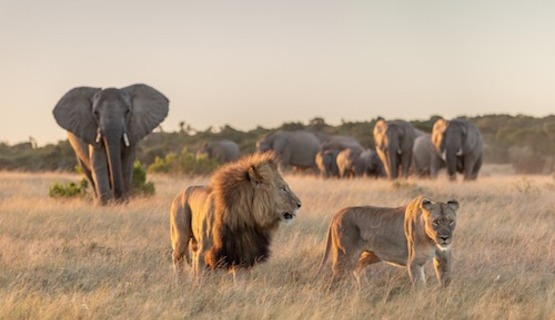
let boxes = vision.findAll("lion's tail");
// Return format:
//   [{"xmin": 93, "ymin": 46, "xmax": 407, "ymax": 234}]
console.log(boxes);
[{"xmin": 318, "ymin": 221, "xmax": 334, "ymax": 273}]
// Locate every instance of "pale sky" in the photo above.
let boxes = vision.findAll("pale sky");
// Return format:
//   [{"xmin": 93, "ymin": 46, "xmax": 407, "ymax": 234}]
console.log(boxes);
[{"xmin": 1, "ymin": 0, "xmax": 554, "ymax": 145}]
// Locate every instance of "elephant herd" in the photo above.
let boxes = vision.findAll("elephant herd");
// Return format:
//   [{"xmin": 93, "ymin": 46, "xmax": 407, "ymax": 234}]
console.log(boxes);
[
  {"xmin": 52, "ymin": 83, "xmax": 484, "ymax": 205},
  {"xmin": 253, "ymin": 117, "xmax": 483, "ymax": 181}
]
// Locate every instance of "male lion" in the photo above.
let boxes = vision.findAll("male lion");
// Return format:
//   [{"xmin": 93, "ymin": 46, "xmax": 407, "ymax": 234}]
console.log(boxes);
[
  {"xmin": 170, "ymin": 152, "xmax": 302, "ymax": 282},
  {"xmin": 320, "ymin": 196, "xmax": 459, "ymax": 287}
]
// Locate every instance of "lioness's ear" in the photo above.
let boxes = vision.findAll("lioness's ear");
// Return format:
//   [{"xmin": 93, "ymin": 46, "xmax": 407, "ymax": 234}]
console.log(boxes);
[
  {"xmin": 421, "ymin": 198, "xmax": 433, "ymax": 211},
  {"xmin": 447, "ymin": 200, "xmax": 459, "ymax": 212},
  {"xmin": 247, "ymin": 165, "xmax": 263, "ymax": 186}
]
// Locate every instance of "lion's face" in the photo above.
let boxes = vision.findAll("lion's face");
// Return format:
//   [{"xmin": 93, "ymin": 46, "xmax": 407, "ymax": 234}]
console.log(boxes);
[
  {"xmin": 246, "ymin": 155, "xmax": 301, "ymax": 227},
  {"xmin": 421, "ymin": 199, "xmax": 459, "ymax": 249},
  {"xmin": 271, "ymin": 175, "xmax": 301, "ymax": 225}
]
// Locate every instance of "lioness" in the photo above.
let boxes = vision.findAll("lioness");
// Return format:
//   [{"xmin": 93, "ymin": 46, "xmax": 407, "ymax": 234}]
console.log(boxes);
[
  {"xmin": 321, "ymin": 196, "xmax": 459, "ymax": 287},
  {"xmin": 170, "ymin": 152, "xmax": 301, "ymax": 282}
]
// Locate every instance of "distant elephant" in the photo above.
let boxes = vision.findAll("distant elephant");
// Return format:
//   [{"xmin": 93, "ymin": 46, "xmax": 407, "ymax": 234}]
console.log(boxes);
[
  {"xmin": 373, "ymin": 118, "xmax": 419, "ymax": 179},
  {"xmin": 196, "ymin": 139, "xmax": 240, "ymax": 163},
  {"xmin": 432, "ymin": 118, "xmax": 483, "ymax": 181},
  {"xmin": 336, "ymin": 148, "xmax": 362, "ymax": 178},
  {"xmin": 315, "ymin": 149, "xmax": 340, "ymax": 178},
  {"xmin": 317, "ymin": 133, "xmax": 363, "ymax": 152},
  {"xmin": 53, "ymin": 84, "xmax": 169, "ymax": 204},
  {"xmin": 357, "ymin": 149, "xmax": 386, "ymax": 178},
  {"xmin": 256, "ymin": 130, "xmax": 321, "ymax": 170},
  {"xmin": 412, "ymin": 133, "xmax": 445, "ymax": 178}
]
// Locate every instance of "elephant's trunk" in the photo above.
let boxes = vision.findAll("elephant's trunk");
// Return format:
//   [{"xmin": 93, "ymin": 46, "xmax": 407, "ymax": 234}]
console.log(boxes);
[
  {"xmin": 387, "ymin": 149, "xmax": 399, "ymax": 179},
  {"xmin": 104, "ymin": 135, "xmax": 125, "ymax": 202},
  {"xmin": 445, "ymin": 145, "xmax": 459, "ymax": 180}
]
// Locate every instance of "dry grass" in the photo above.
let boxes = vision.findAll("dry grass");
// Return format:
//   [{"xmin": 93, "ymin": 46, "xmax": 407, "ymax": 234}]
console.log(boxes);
[{"xmin": 0, "ymin": 167, "xmax": 554, "ymax": 320}]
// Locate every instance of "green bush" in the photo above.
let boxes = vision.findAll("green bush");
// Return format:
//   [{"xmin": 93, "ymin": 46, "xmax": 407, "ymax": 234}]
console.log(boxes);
[
  {"xmin": 132, "ymin": 161, "xmax": 155, "ymax": 196},
  {"xmin": 49, "ymin": 178, "xmax": 89, "ymax": 198},
  {"xmin": 148, "ymin": 148, "xmax": 220, "ymax": 176}
]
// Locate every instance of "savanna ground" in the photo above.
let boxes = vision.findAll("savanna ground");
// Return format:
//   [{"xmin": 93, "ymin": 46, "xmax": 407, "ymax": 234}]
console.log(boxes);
[{"xmin": 0, "ymin": 166, "xmax": 554, "ymax": 319}]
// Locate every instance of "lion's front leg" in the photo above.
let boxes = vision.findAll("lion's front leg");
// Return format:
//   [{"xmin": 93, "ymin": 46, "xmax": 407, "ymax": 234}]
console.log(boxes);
[{"xmin": 433, "ymin": 248, "xmax": 452, "ymax": 287}]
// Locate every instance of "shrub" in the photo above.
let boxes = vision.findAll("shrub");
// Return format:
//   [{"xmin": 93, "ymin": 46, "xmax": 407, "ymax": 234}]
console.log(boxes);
[
  {"xmin": 131, "ymin": 161, "xmax": 155, "ymax": 196},
  {"xmin": 49, "ymin": 178, "xmax": 89, "ymax": 198},
  {"xmin": 148, "ymin": 148, "xmax": 220, "ymax": 176}
]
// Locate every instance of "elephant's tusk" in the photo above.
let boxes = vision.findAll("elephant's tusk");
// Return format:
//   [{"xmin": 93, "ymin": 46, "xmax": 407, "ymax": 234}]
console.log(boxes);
[
  {"xmin": 95, "ymin": 131, "xmax": 102, "ymax": 143},
  {"xmin": 123, "ymin": 133, "xmax": 130, "ymax": 147}
]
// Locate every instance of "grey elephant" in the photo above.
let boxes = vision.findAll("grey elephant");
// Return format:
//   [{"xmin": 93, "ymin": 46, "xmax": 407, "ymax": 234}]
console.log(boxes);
[
  {"xmin": 432, "ymin": 118, "xmax": 483, "ymax": 181},
  {"xmin": 196, "ymin": 139, "xmax": 240, "ymax": 163},
  {"xmin": 315, "ymin": 149, "xmax": 340, "ymax": 178},
  {"xmin": 256, "ymin": 130, "xmax": 321, "ymax": 171},
  {"xmin": 53, "ymin": 84, "xmax": 169, "ymax": 204},
  {"xmin": 373, "ymin": 118, "xmax": 420, "ymax": 179},
  {"xmin": 336, "ymin": 148, "xmax": 362, "ymax": 178},
  {"xmin": 336, "ymin": 148, "xmax": 385, "ymax": 178},
  {"xmin": 358, "ymin": 149, "xmax": 386, "ymax": 178},
  {"xmin": 412, "ymin": 133, "xmax": 445, "ymax": 178}
]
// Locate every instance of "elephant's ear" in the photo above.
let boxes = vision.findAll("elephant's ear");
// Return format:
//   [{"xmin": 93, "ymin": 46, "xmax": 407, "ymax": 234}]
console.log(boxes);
[
  {"xmin": 53, "ymin": 87, "xmax": 101, "ymax": 144},
  {"xmin": 122, "ymin": 84, "xmax": 169, "ymax": 143}
]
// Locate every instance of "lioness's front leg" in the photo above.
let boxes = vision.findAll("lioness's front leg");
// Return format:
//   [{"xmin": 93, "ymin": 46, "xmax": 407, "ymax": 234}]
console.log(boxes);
[
  {"xmin": 408, "ymin": 260, "xmax": 426, "ymax": 287},
  {"xmin": 433, "ymin": 248, "xmax": 452, "ymax": 287}
]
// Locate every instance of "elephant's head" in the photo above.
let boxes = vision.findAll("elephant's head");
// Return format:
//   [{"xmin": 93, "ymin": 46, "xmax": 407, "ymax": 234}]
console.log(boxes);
[
  {"xmin": 432, "ymin": 118, "xmax": 466, "ymax": 180},
  {"xmin": 196, "ymin": 142, "xmax": 212, "ymax": 160},
  {"xmin": 373, "ymin": 119, "xmax": 406, "ymax": 179},
  {"xmin": 256, "ymin": 134, "xmax": 274, "ymax": 153},
  {"xmin": 53, "ymin": 84, "xmax": 169, "ymax": 202}
]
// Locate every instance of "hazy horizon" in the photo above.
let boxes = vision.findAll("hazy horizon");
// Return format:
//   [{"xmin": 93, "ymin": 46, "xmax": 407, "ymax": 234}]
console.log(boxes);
[{"xmin": 2, "ymin": 1, "xmax": 554, "ymax": 146}]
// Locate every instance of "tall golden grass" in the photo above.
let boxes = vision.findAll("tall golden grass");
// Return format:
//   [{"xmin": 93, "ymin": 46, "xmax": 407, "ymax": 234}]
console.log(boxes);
[{"xmin": 0, "ymin": 167, "xmax": 554, "ymax": 319}]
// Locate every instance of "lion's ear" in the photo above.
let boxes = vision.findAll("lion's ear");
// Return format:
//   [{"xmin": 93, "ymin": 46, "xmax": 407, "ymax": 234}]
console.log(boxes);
[
  {"xmin": 421, "ymin": 198, "xmax": 433, "ymax": 211},
  {"xmin": 247, "ymin": 165, "xmax": 263, "ymax": 186},
  {"xmin": 447, "ymin": 200, "xmax": 459, "ymax": 212}
]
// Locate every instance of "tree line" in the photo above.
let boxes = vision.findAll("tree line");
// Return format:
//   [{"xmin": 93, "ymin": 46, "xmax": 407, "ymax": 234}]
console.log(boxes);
[{"xmin": 1, "ymin": 114, "xmax": 554, "ymax": 174}]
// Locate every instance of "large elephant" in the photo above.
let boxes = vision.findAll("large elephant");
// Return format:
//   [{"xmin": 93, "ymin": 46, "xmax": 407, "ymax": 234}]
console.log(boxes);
[
  {"xmin": 373, "ymin": 118, "xmax": 420, "ymax": 179},
  {"xmin": 432, "ymin": 118, "xmax": 483, "ymax": 181},
  {"xmin": 196, "ymin": 139, "xmax": 240, "ymax": 163},
  {"xmin": 412, "ymin": 133, "xmax": 445, "ymax": 178},
  {"xmin": 315, "ymin": 149, "xmax": 340, "ymax": 178},
  {"xmin": 53, "ymin": 84, "xmax": 169, "ymax": 204},
  {"xmin": 256, "ymin": 130, "xmax": 321, "ymax": 170}
]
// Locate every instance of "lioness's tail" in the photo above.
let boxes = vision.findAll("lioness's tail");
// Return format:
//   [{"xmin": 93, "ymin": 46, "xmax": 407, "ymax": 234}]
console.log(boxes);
[{"xmin": 318, "ymin": 221, "xmax": 334, "ymax": 272}]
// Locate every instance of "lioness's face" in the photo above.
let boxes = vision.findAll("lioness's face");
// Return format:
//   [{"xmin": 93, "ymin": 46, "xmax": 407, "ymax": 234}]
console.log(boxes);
[
  {"xmin": 273, "ymin": 177, "xmax": 301, "ymax": 225},
  {"xmin": 422, "ymin": 200, "xmax": 459, "ymax": 249}
]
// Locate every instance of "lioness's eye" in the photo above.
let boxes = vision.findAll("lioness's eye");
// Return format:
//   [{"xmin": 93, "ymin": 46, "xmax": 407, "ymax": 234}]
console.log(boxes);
[
  {"xmin": 449, "ymin": 221, "xmax": 455, "ymax": 226},
  {"xmin": 433, "ymin": 220, "xmax": 439, "ymax": 226},
  {"xmin": 281, "ymin": 186, "xmax": 287, "ymax": 192}
]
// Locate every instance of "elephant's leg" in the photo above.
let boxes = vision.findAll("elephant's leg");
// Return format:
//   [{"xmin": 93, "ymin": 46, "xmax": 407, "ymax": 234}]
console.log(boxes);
[
  {"xmin": 77, "ymin": 158, "xmax": 97, "ymax": 198},
  {"xmin": 472, "ymin": 153, "xmax": 483, "ymax": 180},
  {"xmin": 121, "ymin": 146, "xmax": 137, "ymax": 198},
  {"xmin": 463, "ymin": 154, "xmax": 479, "ymax": 181}
]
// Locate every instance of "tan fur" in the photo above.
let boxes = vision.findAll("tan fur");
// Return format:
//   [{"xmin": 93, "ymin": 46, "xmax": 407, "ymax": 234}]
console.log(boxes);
[
  {"xmin": 170, "ymin": 152, "xmax": 301, "ymax": 282},
  {"xmin": 321, "ymin": 195, "xmax": 459, "ymax": 287}
]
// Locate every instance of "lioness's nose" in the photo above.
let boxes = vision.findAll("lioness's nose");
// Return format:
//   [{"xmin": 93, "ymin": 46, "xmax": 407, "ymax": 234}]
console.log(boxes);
[
  {"xmin": 440, "ymin": 236, "xmax": 449, "ymax": 241},
  {"xmin": 296, "ymin": 203, "xmax": 302, "ymax": 209}
]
